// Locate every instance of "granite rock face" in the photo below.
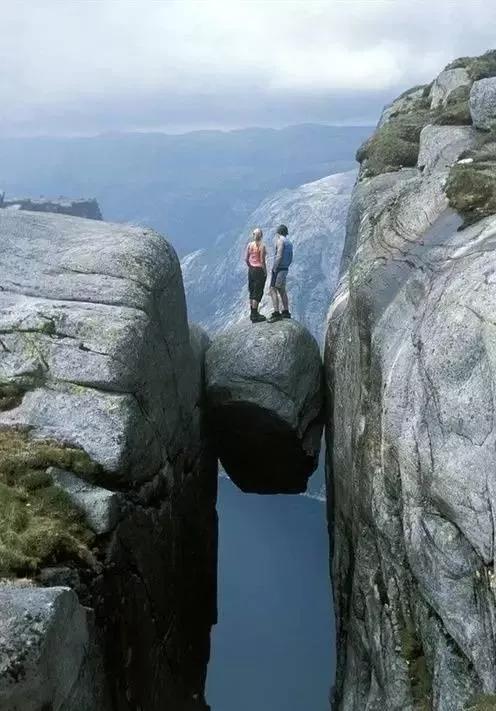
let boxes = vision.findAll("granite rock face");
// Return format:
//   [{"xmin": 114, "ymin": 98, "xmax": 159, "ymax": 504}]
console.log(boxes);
[
  {"xmin": 0, "ymin": 210, "xmax": 217, "ymax": 710},
  {"xmin": 206, "ymin": 319, "xmax": 323, "ymax": 494},
  {"xmin": 430, "ymin": 68, "xmax": 471, "ymax": 109},
  {"xmin": 326, "ymin": 52, "xmax": 496, "ymax": 710},
  {"xmin": 0, "ymin": 194, "xmax": 102, "ymax": 220},
  {"xmin": 470, "ymin": 77, "xmax": 496, "ymax": 130},
  {"xmin": 0, "ymin": 585, "xmax": 109, "ymax": 711}
]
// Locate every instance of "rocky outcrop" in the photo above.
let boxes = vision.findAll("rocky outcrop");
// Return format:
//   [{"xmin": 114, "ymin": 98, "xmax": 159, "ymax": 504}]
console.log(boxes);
[
  {"xmin": 0, "ymin": 194, "xmax": 102, "ymax": 220},
  {"xmin": 0, "ymin": 585, "xmax": 109, "ymax": 710},
  {"xmin": 0, "ymin": 210, "xmax": 217, "ymax": 710},
  {"xmin": 206, "ymin": 319, "xmax": 322, "ymax": 494},
  {"xmin": 326, "ymin": 50, "xmax": 496, "ymax": 710},
  {"xmin": 470, "ymin": 78, "xmax": 496, "ymax": 130}
]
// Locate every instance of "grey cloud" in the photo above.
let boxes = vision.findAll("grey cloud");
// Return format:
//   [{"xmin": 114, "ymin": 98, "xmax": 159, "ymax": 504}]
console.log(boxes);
[{"xmin": 1, "ymin": 0, "xmax": 496, "ymax": 135}]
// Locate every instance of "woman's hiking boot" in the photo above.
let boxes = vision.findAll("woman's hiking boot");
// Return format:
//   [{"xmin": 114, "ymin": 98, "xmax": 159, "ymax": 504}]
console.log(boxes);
[
  {"xmin": 250, "ymin": 309, "xmax": 267, "ymax": 323},
  {"xmin": 281, "ymin": 310, "xmax": 291, "ymax": 319},
  {"xmin": 268, "ymin": 311, "xmax": 282, "ymax": 323}
]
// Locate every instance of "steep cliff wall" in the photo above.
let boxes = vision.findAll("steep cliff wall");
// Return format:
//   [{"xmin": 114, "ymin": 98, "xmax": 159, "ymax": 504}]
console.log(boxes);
[
  {"xmin": 326, "ymin": 51, "xmax": 496, "ymax": 710},
  {"xmin": 0, "ymin": 211, "xmax": 217, "ymax": 710}
]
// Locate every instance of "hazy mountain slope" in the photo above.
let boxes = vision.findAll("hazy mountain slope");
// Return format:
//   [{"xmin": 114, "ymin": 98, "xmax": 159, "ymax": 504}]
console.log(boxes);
[
  {"xmin": 183, "ymin": 170, "xmax": 355, "ymax": 346},
  {"xmin": 0, "ymin": 125, "xmax": 370, "ymax": 255}
]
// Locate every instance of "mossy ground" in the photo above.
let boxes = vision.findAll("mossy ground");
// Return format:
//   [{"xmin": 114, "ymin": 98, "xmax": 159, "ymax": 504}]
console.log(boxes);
[
  {"xmin": 446, "ymin": 134, "xmax": 496, "ymax": 226},
  {"xmin": 358, "ymin": 50, "xmax": 496, "ymax": 179},
  {"xmin": 466, "ymin": 695, "xmax": 496, "ymax": 710},
  {"xmin": 399, "ymin": 621, "xmax": 431, "ymax": 710},
  {"xmin": 0, "ymin": 383, "xmax": 24, "ymax": 412},
  {"xmin": 446, "ymin": 49, "xmax": 496, "ymax": 81},
  {"xmin": 0, "ymin": 429, "xmax": 99, "ymax": 577}
]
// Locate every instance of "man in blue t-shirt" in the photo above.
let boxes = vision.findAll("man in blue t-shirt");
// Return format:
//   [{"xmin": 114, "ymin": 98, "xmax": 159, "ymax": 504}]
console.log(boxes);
[{"xmin": 268, "ymin": 224, "xmax": 293, "ymax": 322}]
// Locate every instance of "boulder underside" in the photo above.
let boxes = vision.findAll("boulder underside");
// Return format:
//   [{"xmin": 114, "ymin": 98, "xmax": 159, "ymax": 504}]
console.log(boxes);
[{"xmin": 206, "ymin": 320, "xmax": 323, "ymax": 495}]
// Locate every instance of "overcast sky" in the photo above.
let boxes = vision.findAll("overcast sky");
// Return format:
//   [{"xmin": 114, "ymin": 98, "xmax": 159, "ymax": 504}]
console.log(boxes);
[{"xmin": 3, "ymin": 0, "xmax": 496, "ymax": 136}]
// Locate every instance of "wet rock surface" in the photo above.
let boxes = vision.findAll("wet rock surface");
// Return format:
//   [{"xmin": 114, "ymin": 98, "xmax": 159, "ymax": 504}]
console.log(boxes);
[
  {"xmin": 327, "ymin": 50, "xmax": 496, "ymax": 711},
  {"xmin": 0, "ymin": 210, "xmax": 217, "ymax": 710},
  {"xmin": 206, "ymin": 319, "xmax": 323, "ymax": 494}
]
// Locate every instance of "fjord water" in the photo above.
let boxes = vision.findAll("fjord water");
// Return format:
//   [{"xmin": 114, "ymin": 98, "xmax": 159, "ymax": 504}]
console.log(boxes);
[{"xmin": 208, "ymin": 477, "xmax": 334, "ymax": 711}]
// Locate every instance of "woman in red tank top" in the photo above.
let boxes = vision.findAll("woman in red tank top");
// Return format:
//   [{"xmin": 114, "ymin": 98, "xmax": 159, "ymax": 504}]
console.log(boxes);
[{"xmin": 245, "ymin": 228, "xmax": 267, "ymax": 322}]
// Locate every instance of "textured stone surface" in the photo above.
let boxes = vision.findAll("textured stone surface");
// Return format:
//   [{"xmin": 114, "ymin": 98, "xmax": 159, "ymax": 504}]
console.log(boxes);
[
  {"xmin": 0, "ymin": 210, "xmax": 196, "ymax": 484},
  {"xmin": 0, "ymin": 210, "xmax": 217, "ymax": 710},
  {"xmin": 0, "ymin": 585, "xmax": 110, "ymax": 711},
  {"xmin": 326, "ymin": 59, "xmax": 496, "ymax": 710},
  {"xmin": 470, "ymin": 77, "xmax": 496, "ymax": 130},
  {"xmin": 430, "ymin": 68, "xmax": 471, "ymax": 108},
  {"xmin": 206, "ymin": 319, "xmax": 322, "ymax": 494},
  {"xmin": 48, "ymin": 467, "xmax": 122, "ymax": 535},
  {"xmin": 417, "ymin": 125, "xmax": 477, "ymax": 173}
]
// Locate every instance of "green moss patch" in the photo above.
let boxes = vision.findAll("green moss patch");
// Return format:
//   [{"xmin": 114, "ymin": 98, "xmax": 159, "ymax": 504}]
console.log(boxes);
[
  {"xmin": 0, "ymin": 429, "xmax": 100, "ymax": 577},
  {"xmin": 466, "ymin": 694, "xmax": 496, "ymax": 710},
  {"xmin": 0, "ymin": 383, "xmax": 25, "ymax": 412},
  {"xmin": 399, "ymin": 620, "xmax": 431, "ymax": 710},
  {"xmin": 446, "ymin": 135, "xmax": 496, "ymax": 227},
  {"xmin": 446, "ymin": 50, "xmax": 496, "ymax": 81},
  {"xmin": 357, "ymin": 50, "xmax": 496, "ymax": 179},
  {"xmin": 357, "ymin": 110, "xmax": 431, "ymax": 178}
]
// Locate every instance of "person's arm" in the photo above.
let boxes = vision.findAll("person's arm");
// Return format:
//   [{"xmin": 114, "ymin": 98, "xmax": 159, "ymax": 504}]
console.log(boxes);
[
  {"xmin": 245, "ymin": 243, "xmax": 251, "ymax": 267},
  {"xmin": 261, "ymin": 245, "xmax": 267, "ymax": 275},
  {"xmin": 273, "ymin": 237, "xmax": 284, "ymax": 272}
]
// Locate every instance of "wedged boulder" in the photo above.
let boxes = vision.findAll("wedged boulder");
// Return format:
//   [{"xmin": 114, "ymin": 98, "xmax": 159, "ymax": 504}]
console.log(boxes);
[
  {"xmin": 206, "ymin": 320, "xmax": 322, "ymax": 494},
  {"xmin": 470, "ymin": 77, "xmax": 496, "ymax": 129}
]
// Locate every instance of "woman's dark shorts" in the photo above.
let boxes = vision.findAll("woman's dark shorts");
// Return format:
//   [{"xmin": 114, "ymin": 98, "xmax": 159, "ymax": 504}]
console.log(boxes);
[{"xmin": 248, "ymin": 266, "xmax": 266, "ymax": 302}]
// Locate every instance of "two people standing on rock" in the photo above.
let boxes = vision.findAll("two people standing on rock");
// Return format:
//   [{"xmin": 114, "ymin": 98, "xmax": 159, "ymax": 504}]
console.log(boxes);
[{"xmin": 245, "ymin": 224, "xmax": 293, "ymax": 323}]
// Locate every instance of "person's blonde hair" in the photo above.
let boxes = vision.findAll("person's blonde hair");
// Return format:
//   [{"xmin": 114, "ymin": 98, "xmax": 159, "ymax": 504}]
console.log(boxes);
[{"xmin": 252, "ymin": 227, "xmax": 263, "ymax": 254}]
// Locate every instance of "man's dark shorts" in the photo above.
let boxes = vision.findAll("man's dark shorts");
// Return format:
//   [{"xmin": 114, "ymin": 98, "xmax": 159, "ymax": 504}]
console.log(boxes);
[
  {"xmin": 248, "ymin": 266, "xmax": 266, "ymax": 301},
  {"xmin": 270, "ymin": 268, "xmax": 288, "ymax": 289}
]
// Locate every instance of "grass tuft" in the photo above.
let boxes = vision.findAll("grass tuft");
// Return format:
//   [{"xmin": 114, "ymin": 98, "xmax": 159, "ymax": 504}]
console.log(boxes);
[
  {"xmin": 466, "ymin": 694, "xmax": 496, "ymax": 710},
  {"xmin": 446, "ymin": 133, "xmax": 496, "ymax": 227},
  {"xmin": 445, "ymin": 50, "xmax": 496, "ymax": 81},
  {"xmin": 0, "ymin": 428, "xmax": 99, "ymax": 578}
]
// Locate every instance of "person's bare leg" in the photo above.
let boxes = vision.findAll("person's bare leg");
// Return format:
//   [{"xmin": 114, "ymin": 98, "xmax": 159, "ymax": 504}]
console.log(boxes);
[
  {"xmin": 279, "ymin": 287, "xmax": 289, "ymax": 312},
  {"xmin": 270, "ymin": 287, "xmax": 280, "ymax": 312}
]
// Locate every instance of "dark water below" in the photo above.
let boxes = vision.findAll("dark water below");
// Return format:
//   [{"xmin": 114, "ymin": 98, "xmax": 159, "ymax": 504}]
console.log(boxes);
[{"xmin": 207, "ymin": 477, "xmax": 335, "ymax": 711}]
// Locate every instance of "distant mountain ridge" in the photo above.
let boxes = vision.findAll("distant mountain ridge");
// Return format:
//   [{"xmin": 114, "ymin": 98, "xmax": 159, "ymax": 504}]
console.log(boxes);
[{"xmin": 0, "ymin": 124, "xmax": 370, "ymax": 254}]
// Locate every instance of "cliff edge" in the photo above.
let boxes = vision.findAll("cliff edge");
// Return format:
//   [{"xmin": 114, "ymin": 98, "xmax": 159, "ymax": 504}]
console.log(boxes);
[
  {"xmin": 0, "ymin": 210, "xmax": 217, "ymax": 711},
  {"xmin": 326, "ymin": 50, "xmax": 496, "ymax": 710}
]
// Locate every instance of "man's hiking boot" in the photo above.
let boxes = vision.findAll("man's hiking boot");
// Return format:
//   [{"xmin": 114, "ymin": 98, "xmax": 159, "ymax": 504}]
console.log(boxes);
[
  {"xmin": 281, "ymin": 310, "xmax": 291, "ymax": 319},
  {"xmin": 250, "ymin": 312, "xmax": 267, "ymax": 323},
  {"xmin": 268, "ymin": 311, "xmax": 282, "ymax": 323}
]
